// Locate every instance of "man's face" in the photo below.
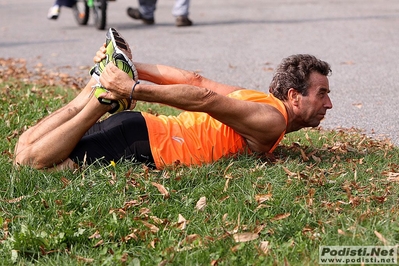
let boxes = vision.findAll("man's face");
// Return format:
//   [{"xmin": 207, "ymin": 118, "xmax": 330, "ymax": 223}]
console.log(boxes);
[{"xmin": 296, "ymin": 72, "xmax": 333, "ymax": 127}]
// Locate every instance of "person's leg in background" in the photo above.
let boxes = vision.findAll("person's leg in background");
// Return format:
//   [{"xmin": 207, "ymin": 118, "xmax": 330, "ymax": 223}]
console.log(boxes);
[
  {"xmin": 173, "ymin": 0, "xmax": 192, "ymax": 27},
  {"xmin": 47, "ymin": 0, "xmax": 76, "ymax": 20},
  {"xmin": 127, "ymin": 0, "xmax": 157, "ymax": 25}
]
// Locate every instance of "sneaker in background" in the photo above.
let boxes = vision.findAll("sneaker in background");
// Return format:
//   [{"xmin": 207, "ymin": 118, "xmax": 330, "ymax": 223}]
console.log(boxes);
[
  {"xmin": 47, "ymin": 5, "xmax": 60, "ymax": 20},
  {"xmin": 176, "ymin": 16, "xmax": 193, "ymax": 27},
  {"xmin": 127, "ymin": 7, "xmax": 155, "ymax": 25}
]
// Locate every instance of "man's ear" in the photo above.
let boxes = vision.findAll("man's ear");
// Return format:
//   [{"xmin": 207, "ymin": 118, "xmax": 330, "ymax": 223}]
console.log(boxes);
[{"xmin": 287, "ymin": 88, "xmax": 300, "ymax": 105}]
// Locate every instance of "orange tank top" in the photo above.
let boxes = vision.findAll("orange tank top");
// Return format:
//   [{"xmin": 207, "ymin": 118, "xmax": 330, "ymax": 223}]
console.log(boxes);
[{"xmin": 142, "ymin": 90, "xmax": 287, "ymax": 169}]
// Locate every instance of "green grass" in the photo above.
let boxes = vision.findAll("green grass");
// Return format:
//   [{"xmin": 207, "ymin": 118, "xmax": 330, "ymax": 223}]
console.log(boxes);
[{"xmin": 1, "ymin": 79, "xmax": 399, "ymax": 265}]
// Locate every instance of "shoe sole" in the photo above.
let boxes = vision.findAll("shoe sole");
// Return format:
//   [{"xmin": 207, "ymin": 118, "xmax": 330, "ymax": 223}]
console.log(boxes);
[
  {"xmin": 99, "ymin": 28, "xmax": 138, "ymax": 81},
  {"xmin": 92, "ymin": 28, "xmax": 139, "ymax": 113}
]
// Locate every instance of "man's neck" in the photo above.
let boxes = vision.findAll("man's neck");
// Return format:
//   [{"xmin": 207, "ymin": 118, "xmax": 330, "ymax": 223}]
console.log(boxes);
[{"xmin": 282, "ymin": 101, "xmax": 304, "ymax": 133}]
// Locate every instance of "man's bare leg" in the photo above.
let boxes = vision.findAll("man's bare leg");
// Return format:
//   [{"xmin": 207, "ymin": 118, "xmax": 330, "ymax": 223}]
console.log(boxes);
[
  {"xmin": 19, "ymin": 77, "xmax": 98, "ymax": 144},
  {"xmin": 14, "ymin": 77, "xmax": 112, "ymax": 169}
]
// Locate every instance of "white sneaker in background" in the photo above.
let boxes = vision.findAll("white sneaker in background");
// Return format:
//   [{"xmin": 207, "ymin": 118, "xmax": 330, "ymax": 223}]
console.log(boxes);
[{"xmin": 47, "ymin": 5, "xmax": 60, "ymax": 20}]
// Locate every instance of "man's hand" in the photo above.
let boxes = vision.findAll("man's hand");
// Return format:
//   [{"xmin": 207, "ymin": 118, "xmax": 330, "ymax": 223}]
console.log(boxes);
[
  {"xmin": 98, "ymin": 63, "xmax": 136, "ymax": 101},
  {"xmin": 93, "ymin": 43, "xmax": 107, "ymax": 64}
]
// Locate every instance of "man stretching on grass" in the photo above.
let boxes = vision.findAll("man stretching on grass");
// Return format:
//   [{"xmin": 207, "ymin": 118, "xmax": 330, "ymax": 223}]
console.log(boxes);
[{"xmin": 14, "ymin": 28, "xmax": 333, "ymax": 170}]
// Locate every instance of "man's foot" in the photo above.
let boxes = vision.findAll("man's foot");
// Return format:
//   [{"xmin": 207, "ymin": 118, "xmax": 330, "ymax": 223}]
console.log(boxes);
[
  {"xmin": 47, "ymin": 5, "xmax": 60, "ymax": 20},
  {"xmin": 91, "ymin": 28, "xmax": 138, "ymax": 81},
  {"xmin": 90, "ymin": 28, "xmax": 138, "ymax": 114},
  {"xmin": 127, "ymin": 7, "xmax": 155, "ymax": 25},
  {"xmin": 175, "ymin": 16, "xmax": 193, "ymax": 27}
]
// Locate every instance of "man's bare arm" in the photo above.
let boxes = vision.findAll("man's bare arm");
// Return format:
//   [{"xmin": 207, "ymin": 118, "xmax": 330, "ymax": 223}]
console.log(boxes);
[
  {"xmin": 134, "ymin": 62, "xmax": 243, "ymax": 96},
  {"xmin": 93, "ymin": 46, "xmax": 242, "ymax": 96},
  {"xmin": 100, "ymin": 65, "xmax": 286, "ymax": 152}
]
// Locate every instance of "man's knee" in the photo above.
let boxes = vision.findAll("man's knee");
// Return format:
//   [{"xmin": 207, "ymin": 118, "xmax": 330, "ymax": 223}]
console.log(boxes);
[
  {"xmin": 13, "ymin": 140, "xmax": 42, "ymax": 169},
  {"xmin": 189, "ymin": 72, "xmax": 204, "ymax": 86},
  {"xmin": 13, "ymin": 147, "xmax": 33, "ymax": 168},
  {"xmin": 13, "ymin": 138, "xmax": 26, "ymax": 166}
]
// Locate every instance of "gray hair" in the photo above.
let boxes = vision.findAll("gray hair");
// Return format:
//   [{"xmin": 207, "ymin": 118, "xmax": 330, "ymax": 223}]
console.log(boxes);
[{"xmin": 269, "ymin": 54, "xmax": 331, "ymax": 100}]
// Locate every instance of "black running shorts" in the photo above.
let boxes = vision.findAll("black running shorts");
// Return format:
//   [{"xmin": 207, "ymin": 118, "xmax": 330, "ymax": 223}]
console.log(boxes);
[{"xmin": 69, "ymin": 111, "xmax": 155, "ymax": 166}]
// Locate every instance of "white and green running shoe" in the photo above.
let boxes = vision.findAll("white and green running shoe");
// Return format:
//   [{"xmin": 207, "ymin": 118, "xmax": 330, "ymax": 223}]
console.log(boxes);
[{"xmin": 90, "ymin": 28, "xmax": 138, "ymax": 114}]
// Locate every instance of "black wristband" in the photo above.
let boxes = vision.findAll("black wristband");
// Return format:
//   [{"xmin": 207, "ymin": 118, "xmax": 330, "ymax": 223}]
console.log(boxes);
[{"xmin": 128, "ymin": 81, "xmax": 140, "ymax": 109}]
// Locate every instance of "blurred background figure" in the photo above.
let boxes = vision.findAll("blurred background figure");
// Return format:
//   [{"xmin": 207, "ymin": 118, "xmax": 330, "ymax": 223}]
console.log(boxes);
[
  {"xmin": 47, "ymin": 0, "xmax": 76, "ymax": 20},
  {"xmin": 127, "ymin": 0, "xmax": 192, "ymax": 27}
]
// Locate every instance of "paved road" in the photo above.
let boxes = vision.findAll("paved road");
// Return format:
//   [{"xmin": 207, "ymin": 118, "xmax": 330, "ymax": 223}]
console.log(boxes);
[{"xmin": 1, "ymin": 0, "xmax": 398, "ymax": 145}]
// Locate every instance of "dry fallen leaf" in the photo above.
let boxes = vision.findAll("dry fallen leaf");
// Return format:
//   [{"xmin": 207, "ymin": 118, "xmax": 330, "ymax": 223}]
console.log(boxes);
[
  {"xmin": 271, "ymin": 213, "xmax": 291, "ymax": 221},
  {"xmin": 93, "ymin": 239, "xmax": 104, "ymax": 248},
  {"xmin": 60, "ymin": 177, "xmax": 70, "ymax": 188},
  {"xmin": 372, "ymin": 195, "xmax": 387, "ymax": 203},
  {"xmin": 195, "ymin": 196, "xmax": 207, "ymax": 211},
  {"xmin": 259, "ymin": 241, "xmax": 270, "ymax": 255},
  {"xmin": 123, "ymin": 200, "xmax": 142, "ymax": 209},
  {"xmin": 255, "ymin": 194, "xmax": 272, "ymax": 204},
  {"xmin": 149, "ymin": 240, "xmax": 157, "ymax": 249},
  {"xmin": 120, "ymin": 253, "xmax": 128, "ymax": 264},
  {"xmin": 223, "ymin": 173, "xmax": 233, "ymax": 192},
  {"xmin": 211, "ymin": 259, "xmax": 219, "ymax": 266},
  {"xmin": 89, "ymin": 230, "xmax": 101, "ymax": 239},
  {"xmin": 231, "ymin": 244, "xmax": 242, "ymax": 252},
  {"xmin": 232, "ymin": 232, "xmax": 259, "ymax": 243},
  {"xmin": 175, "ymin": 234, "xmax": 203, "ymax": 251},
  {"xmin": 151, "ymin": 182, "xmax": 170, "ymax": 199},
  {"xmin": 374, "ymin": 230, "xmax": 388, "ymax": 245},
  {"xmin": 311, "ymin": 155, "xmax": 321, "ymax": 163},
  {"xmin": 75, "ymin": 255, "xmax": 95, "ymax": 263},
  {"xmin": 124, "ymin": 232, "xmax": 138, "ymax": 242},
  {"xmin": 300, "ymin": 149, "xmax": 309, "ymax": 161},
  {"xmin": 142, "ymin": 221, "xmax": 160, "ymax": 233},
  {"xmin": 177, "ymin": 214, "xmax": 187, "ymax": 230},
  {"xmin": 139, "ymin": 207, "xmax": 151, "ymax": 216},
  {"xmin": 159, "ymin": 260, "xmax": 169, "ymax": 266},
  {"xmin": 183, "ymin": 234, "xmax": 201, "ymax": 245},
  {"xmin": 282, "ymin": 166, "xmax": 296, "ymax": 177},
  {"xmin": 383, "ymin": 171, "xmax": 399, "ymax": 182},
  {"xmin": 6, "ymin": 196, "xmax": 25, "ymax": 203}
]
